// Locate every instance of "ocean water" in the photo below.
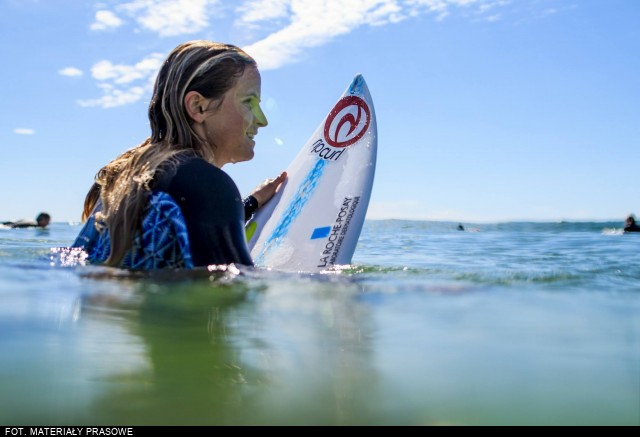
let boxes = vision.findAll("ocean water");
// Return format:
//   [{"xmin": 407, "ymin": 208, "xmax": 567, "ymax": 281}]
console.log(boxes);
[{"xmin": 0, "ymin": 220, "xmax": 638, "ymax": 425}]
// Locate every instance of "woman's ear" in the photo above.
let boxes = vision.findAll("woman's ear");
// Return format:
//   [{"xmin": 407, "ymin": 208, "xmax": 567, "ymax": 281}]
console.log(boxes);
[{"xmin": 184, "ymin": 91, "xmax": 207, "ymax": 123}]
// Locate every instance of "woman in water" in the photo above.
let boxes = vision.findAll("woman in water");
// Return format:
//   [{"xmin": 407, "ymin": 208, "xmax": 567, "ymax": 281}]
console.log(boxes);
[{"xmin": 73, "ymin": 41, "xmax": 286, "ymax": 269}]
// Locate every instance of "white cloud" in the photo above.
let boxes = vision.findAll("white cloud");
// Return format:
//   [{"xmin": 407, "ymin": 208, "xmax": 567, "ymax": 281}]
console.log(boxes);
[
  {"xmin": 274, "ymin": 137, "xmax": 284, "ymax": 145},
  {"xmin": 242, "ymin": 0, "xmax": 403, "ymax": 70},
  {"xmin": 14, "ymin": 128, "xmax": 35, "ymax": 135},
  {"xmin": 79, "ymin": 53, "xmax": 164, "ymax": 108},
  {"xmin": 236, "ymin": 0, "xmax": 291, "ymax": 25},
  {"xmin": 58, "ymin": 67, "xmax": 84, "ymax": 77},
  {"xmin": 78, "ymin": 85, "xmax": 147, "ymax": 108},
  {"xmin": 118, "ymin": 0, "xmax": 222, "ymax": 37},
  {"xmin": 79, "ymin": 0, "xmax": 545, "ymax": 107},
  {"xmin": 240, "ymin": 0, "xmax": 510, "ymax": 70},
  {"xmin": 90, "ymin": 10, "xmax": 124, "ymax": 31},
  {"xmin": 91, "ymin": 53, "xmax": 164, "ymax": 84}
]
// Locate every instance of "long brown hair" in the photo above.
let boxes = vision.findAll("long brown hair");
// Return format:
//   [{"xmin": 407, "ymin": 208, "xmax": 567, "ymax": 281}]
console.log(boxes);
[{"xmin": 82, "ymin": 41, "xmax": 255, "ymax": 266}]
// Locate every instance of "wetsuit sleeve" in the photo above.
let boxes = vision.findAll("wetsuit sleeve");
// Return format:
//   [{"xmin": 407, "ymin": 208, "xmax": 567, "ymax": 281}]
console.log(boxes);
[
  {"xmin": 163, "ymin": 159, "xmax": 253, "ymax": 267},
  {"xmin": 243, "ymin": 195, "xmax": 259, "ymax": 220}
]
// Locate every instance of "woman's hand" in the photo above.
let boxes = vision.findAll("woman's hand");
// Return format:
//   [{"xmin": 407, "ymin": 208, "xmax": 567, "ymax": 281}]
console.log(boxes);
[{"xmin": 250, "ymin": 171, "xmax": 287, "ymax": 207}]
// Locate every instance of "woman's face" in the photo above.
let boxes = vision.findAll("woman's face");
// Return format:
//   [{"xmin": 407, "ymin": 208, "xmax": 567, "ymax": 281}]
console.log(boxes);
[{"xmin": 202, "ymin": 65, "xmax": 268, "ymax": 167}]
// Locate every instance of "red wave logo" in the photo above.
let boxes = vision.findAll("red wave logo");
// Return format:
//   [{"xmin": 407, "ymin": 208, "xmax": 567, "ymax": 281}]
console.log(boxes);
[{"xmin": 324, "ymin": 96, "xmax": 371, "ymax": 148}]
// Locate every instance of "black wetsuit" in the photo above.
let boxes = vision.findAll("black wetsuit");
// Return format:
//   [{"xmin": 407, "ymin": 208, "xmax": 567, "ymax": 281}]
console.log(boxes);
[
  {"xmin": 74, "ymin": 154, "xmax": 258, "ymax": 268},
  {"xmin": 153, "ymin": 156, "xmax": 256, "ymax": 266},
  {"xmin": 1, "ymin": 221, "xmax": 42, "ymax": 229},
  {"xmin": 624, "ymin": 223, "xmax": 640, "ymax": 233}
]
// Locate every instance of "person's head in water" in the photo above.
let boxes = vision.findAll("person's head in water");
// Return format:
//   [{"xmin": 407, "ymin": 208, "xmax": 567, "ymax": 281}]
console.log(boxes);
[
  {"xmin": 148, "ymin": 40, "xmax": 267, "ymax": 166},
  {"xmin": 85, "ymin": 40, "xmax": 269, "ymax": 266},
  {"xmin": 626, "ymin": 215, "xmax": 636, "ymax": 227},
  {"xmin": 36, "ymin": 212, "xmax": 50, "ymax": 228}
]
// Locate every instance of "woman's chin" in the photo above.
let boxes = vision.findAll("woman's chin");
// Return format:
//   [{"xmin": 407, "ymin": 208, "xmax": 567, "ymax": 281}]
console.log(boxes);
[{"xmin": 229, "ymin": 150, "xmax": 254, "ymax": 164}]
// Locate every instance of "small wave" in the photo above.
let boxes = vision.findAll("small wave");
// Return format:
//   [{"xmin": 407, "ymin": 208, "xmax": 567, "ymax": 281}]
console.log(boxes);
[
  {"xmin": 602, "ymin": 228, "xmax": 624, "ymax": 236},
  {"xmin": 322, "ymin": 264, "xmax": 411, "ymax": 275}
]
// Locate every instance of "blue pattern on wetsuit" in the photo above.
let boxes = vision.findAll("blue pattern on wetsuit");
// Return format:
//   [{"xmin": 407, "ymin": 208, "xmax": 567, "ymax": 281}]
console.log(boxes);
[{"xmin": 78, "ymin": 191, "xmax": 193, "ymax": 269}]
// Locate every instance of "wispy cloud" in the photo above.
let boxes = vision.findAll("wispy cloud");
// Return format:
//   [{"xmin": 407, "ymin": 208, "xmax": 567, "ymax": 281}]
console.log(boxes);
[
  {"xmin": 90, "ymin": 10, "xmax": 124, "ymax": 31},
  {"xmin": 90, "ymin": 54, "xmax": 164, "ymax": 84},
  {"xmin": 78, "ymin": 53, "xmax": 164, "ymax": 108},
  {"xmin": 240, "ymin": 0, "xmax": 405, "ymax": 70},
  {"xmin": 78, "ymin": 84, "xmax": 147, "ymax": 108},
  {"xmin": 81, "ymin": 0, "xmax": 555, "ymax": 107},
  {"xmin": 241, "ymin": 0, "xmax": 516, "ymax": 70},
  {"xmin": 59, "ymin": 67, "xmax": 84, "ymax": 77},
  {"xmin": 14, "ymin": 128, "xmax": 35, "ymax": 135},
  {"xmin": 92, "ymin": 0, "xmax": 222, "ymax": 37},
  {"xmin": 236, "ymin": 0, "xmax": 291, "ymax": 25}
]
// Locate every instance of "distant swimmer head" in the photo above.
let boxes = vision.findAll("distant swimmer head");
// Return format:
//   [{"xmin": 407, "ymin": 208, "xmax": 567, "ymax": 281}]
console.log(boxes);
[
  {"xmin": 36, "ymin": 212, "xmax": 50, "ymax": 228},
  {"xmin": 624, "ymin": 214, "xmax": 640, "ymax": 232}
]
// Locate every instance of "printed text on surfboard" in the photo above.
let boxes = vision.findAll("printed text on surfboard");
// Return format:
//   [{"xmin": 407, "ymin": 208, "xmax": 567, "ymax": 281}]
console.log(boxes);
[
  {"xmin": 317, "ymin": 196, "xmax": 360, "ymax": 268},
  {"xmin": 310, "ymin": 139, "xmax": 344, "ymax": 161}
]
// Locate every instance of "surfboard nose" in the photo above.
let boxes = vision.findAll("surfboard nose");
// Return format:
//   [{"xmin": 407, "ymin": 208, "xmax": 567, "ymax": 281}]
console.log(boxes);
[
  {"xmin": 349, "ymin": 74, "xmax": 366, "ymax": 95},
  {"xmin": 348, "ymin": 74, "xmax": 374, "ymax": 106}
]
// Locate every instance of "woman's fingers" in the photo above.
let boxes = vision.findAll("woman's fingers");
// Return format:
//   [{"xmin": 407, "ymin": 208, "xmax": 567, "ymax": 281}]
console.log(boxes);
[{"xmin": 251, "ymin": 171, "xmax": 288, "ymax": 207}]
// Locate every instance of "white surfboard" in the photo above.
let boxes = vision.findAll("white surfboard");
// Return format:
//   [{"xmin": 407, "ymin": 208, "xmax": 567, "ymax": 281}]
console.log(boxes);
[{"xmin": 246, "ymin": 74, "xmax": 377, "ymax": 272}]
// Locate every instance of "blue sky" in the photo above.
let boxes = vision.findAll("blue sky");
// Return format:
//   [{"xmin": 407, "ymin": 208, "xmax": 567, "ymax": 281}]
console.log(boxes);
[{"xmin": 1, "ymin": 0, "xmax": 638, "ymax": 223}]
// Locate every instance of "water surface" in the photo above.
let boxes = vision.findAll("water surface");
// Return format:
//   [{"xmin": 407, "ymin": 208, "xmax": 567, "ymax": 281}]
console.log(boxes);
[{"xmin": 0, "ymin": 221, "xmax": 638, "ymax": 425}]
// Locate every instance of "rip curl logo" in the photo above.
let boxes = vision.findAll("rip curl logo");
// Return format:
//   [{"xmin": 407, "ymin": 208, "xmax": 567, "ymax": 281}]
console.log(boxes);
[{"xmin": 324, "ymin": 96, "xmax": 371, "ymax": 148}]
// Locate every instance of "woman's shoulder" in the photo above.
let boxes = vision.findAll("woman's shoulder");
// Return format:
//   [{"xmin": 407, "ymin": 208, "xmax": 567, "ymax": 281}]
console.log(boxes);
[
  {"xmin": 176, "ymin": 157, "xmax": 236, "ymax": 186},
  {"xmin": 163, "ymin": 156, "xmax": 240, "ymax": 203},
  {"xmin": 155, "ymin": 155, "xmax": 236, "ymax": 191}
]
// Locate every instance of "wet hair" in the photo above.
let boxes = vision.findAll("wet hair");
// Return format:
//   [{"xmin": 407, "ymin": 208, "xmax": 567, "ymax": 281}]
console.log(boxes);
[
  {"xmin": 148, "ymin": 40, "xmax": 256, "ymax": 158},
  {"xmin": 82, "ymin": 41, "xmax": 256, "ymax": 266}
]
